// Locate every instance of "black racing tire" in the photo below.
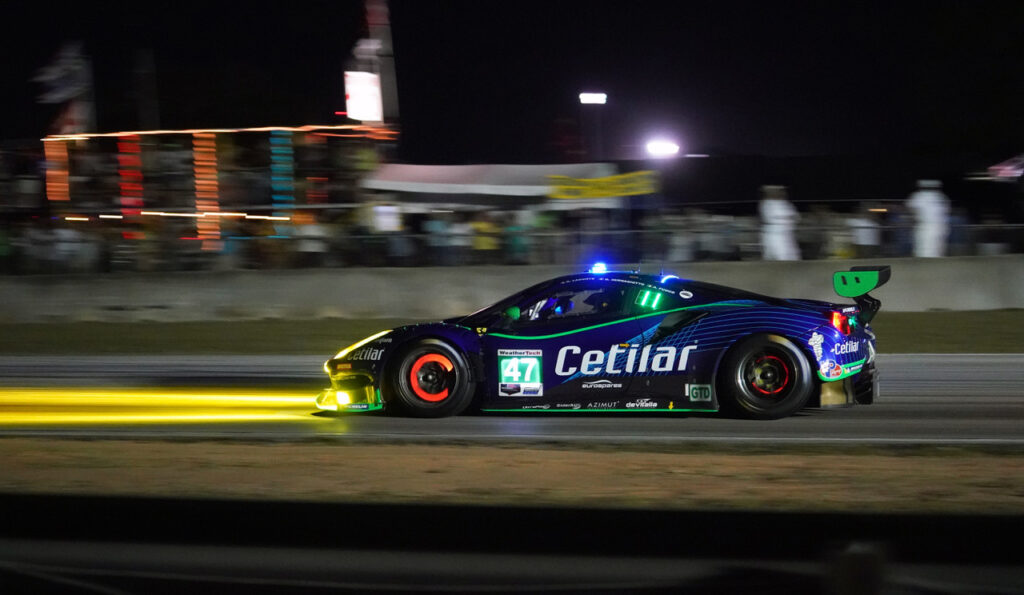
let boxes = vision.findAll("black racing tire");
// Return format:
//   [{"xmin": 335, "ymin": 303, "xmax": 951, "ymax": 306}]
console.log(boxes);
[
  {"xmin": 387, "ymin": 339, "xmax": 476, "ymax": 418},
  {"xmin": 718, "ymin": 334, "xmax": 813, "ymax": 420}
]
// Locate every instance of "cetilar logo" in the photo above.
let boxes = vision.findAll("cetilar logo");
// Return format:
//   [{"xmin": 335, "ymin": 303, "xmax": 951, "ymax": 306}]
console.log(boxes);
[
  {"xmin": 581, "ymin": 379, "xmax": 622, "ymax": 389},
  {"xmin": 556, "ymin": 342, "xmax": 698, "ymax": 376}
]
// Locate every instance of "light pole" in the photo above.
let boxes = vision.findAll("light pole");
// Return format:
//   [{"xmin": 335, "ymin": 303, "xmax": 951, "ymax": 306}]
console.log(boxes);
[{"xmin": 579, "ymin": 92, "xmax": 606, "ymax": 161}]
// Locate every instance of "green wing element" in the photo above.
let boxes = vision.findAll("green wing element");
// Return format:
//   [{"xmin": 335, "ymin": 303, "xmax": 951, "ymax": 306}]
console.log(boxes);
[
  {"xmin": 833, "ymin": 266, "xmax": 891, "ymax": 298},
  {"xmin": 833, "ymin": 265, "xmax": 891, "ymax": 323}
]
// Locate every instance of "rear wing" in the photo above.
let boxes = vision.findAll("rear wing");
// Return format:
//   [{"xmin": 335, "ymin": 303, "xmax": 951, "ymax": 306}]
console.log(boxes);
[{"xmin": 833, "ymin": 266, "xmax": 891, "ymax": 323}]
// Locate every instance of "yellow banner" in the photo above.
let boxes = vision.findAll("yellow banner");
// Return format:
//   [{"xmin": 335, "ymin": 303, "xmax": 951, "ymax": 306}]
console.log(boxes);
[{"xmin": 547, "ymin": 170, "xmax": 659, "ymax": 199}]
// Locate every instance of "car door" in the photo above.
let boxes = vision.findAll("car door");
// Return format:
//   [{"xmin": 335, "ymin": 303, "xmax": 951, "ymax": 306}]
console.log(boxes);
[{"xmin": 479, "ymin": 279, "xmax": 644, "ymax": 411}]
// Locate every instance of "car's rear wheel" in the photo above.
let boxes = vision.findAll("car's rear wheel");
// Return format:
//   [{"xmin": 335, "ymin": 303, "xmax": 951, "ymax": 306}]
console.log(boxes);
[
  {"xmin": 389, "ymin": 339, "xmax": 475, "ymax": 418},
  {"xmin": 718, "ymin": 334, "xmax": 813, "ymax": 420}
]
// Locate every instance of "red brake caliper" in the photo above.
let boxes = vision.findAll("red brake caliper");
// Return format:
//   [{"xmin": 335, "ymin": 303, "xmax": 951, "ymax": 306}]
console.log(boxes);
[
  {"xmin": 751, "ymin": 355, "xmax": 789, "ymax": 395},
  {"xmin": 409, "ymin": 353, "xmax": 454, "ymax": 402}
]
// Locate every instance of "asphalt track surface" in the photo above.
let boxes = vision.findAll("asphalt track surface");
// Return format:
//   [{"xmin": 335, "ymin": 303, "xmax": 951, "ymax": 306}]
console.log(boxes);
[{"xmin": 0, "ymin": 354, "xmax": 1022, "ymax": 446}]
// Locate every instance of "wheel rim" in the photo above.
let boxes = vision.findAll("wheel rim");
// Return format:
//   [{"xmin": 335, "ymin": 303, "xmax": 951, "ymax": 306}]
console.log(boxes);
[
  {"xmin": 746, "ymin": 353, "xmax": 790, "ymax": 396},
  {"xmin": 408, "ymin": 353, "xmax": 455, "ymax": 402}
]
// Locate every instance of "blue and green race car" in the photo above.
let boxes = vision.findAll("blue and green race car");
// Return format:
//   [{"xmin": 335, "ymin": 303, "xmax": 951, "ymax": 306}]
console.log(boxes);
[{"xmin": 316, "ymin": 265, "xmax": 890, "ymax": 420}]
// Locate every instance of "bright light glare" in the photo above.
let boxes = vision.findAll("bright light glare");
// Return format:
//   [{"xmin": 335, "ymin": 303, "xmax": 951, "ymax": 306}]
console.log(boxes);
[
  {"xmin": 579, "ymin": 92, "xmax": 607, "ymax": 105},
  {"xmin": 589, "ymin": 262, "xmax": 608, "ymax": 274},
  {"xmin": 646, "ymin": 140, "xmax": 680, "ymax": 158}
]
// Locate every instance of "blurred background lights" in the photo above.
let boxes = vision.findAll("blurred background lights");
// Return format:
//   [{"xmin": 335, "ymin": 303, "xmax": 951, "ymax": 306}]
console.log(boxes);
[
  {"xmin": 578, "ymin": 92, "xmax": 607, "ymax": 105},
  {"xmin": 646, "ymin": 139, "xmax": 680, "ymax": 158}
]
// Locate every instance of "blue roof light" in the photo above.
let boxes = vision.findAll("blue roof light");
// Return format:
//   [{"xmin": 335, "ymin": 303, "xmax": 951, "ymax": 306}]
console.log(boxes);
[
  {"xmin": 589, "ymin": 262, "xmax": 608, "ymax": 274},
  {"xmin": 660, "ymin": 274, "xmax": 679, "ymax": 283}
]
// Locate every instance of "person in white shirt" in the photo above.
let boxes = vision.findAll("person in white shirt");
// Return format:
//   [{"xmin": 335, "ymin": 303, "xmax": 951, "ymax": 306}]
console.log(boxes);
[
  {"xmin": 905, "ymin": 180, "xmax": 950, "ymax": 258},
  {"xmin": 759, "ymin": 185, "xmax": 801, "ymax": 261}
]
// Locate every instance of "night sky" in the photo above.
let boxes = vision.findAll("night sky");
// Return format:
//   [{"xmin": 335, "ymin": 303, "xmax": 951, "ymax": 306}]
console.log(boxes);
[{"xmin": 3, "ymin": 1, "xmax": 1022, "ymax": 169}]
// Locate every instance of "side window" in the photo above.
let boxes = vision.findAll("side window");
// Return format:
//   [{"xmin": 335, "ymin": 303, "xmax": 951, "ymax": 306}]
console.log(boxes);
[
  {"xmin": 517, "ymin": 285, "xmax": 628, "ymax": 324},
  {"xmin": 627, "ymin": 287, "xmax": 684, "ymax": 315}
]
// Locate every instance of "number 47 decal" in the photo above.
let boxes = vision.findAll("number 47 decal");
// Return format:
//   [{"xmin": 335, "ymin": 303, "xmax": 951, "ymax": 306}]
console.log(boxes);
[{"xmin": 500, "ymin": 357, "xmax": 540, "ymax": 384}]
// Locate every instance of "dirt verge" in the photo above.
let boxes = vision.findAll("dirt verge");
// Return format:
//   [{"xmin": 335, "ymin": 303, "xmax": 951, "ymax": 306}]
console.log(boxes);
[{"xmin": 3, "ymin": 438, "xmax": 1022, "ymax": 513}]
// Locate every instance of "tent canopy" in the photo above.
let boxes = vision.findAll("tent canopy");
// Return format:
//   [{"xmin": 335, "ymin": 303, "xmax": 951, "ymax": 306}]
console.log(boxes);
[{"xmin": 360, "ymin": 162, "xmax": 618, "ymax": 204}]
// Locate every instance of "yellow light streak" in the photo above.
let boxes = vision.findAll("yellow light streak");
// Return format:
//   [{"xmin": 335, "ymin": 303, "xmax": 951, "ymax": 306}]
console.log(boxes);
[
  {"xmin": 0, "ymin": 388, "xmax": 318, "ymax": 426},
  {"xmin": 99, "ymin": 214, "xmax": 123, "ymax": 219},
  {"xmin": 0, "ymin": 388, "xmax": 312, "ymax": 407},
  {"xmin": 64, "ymin": 216, "xmax": 90, "ymax": 222},
  {"xmin": 42, "ymin": 124, "xmax": 397, "ymax": 142},
  {"xmin": 0, "ymin": 412, "xmax": 306, "ymax": 425},
  {"xmin": 203, "ymin": 211, "xmax": 246, "ymax": 217}
]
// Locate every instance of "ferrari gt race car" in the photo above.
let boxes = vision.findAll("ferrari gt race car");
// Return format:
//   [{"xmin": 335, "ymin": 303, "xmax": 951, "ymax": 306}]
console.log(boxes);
[{"xmin": 316, "ymin": 265, "xmax": 890, "ymax": 420}]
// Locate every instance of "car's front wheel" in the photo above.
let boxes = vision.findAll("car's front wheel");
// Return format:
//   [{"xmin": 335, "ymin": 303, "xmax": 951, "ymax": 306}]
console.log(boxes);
[
  {"xmin": 718, "ymin": 334, "xmax": 813, "ymax": 420},
  {"xmin": 389, "ymin": 339, "xmax": 476, "ymax": 418}
]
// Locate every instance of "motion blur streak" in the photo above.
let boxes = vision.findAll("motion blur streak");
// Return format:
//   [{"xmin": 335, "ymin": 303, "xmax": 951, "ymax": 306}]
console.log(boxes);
[
  {"xmin": 0, "ymin": 388, "xmax": 311, "ymax": 407},
  {"xmin": 0, "ymin": 412, "xmax": 305, "ymax": 425},
  {"xmin": 0, "ymin": 388, "xmax": 312, "ymax": 425}
]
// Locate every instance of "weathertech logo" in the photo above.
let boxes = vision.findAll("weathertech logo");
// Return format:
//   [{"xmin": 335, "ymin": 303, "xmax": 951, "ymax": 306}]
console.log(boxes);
[{"xmin": 581, "ymin": 379, "xmax": 623, "ymax": 390}]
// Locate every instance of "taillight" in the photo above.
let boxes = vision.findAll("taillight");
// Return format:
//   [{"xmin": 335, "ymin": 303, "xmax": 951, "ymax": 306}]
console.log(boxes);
[{"xmin": 831, "ymin": 311, "xmax": 851, "ymax": 335}]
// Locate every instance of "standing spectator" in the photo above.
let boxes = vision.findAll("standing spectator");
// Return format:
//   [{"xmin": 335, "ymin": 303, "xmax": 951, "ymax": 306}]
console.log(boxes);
[
  {"xmin": 423, "ymin": 212, "xmax": 453, "ymax": 266},
  {"xmin": 293, "ymin": 212, "xmax": 330, "ymax": 268},
  {"xmin": 847, "ymin": 204, "xmax": 881, "ymax": 258},
  {"xmin": 758, "ymin": 185, "xmax": 801, "ymax": 260},
  {"xmin": 503, "ymin": 211, "xmax": 530, "ymax": 265},
  {"xmin": 906, "ymin": 179, "xmax": 950, "ymax": 258},
  {"xmin": 470, "ymin": 212, "xmax": 500, "ymax": 264},
  {"xmin": 449, "ymin": 214, "xmax": 473, "ymax": 265}
]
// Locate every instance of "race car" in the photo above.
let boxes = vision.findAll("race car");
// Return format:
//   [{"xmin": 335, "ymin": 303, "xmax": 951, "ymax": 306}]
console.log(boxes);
[{"xmin": 316, "ymin": 264, "xmax": 890, "ymax": 420}]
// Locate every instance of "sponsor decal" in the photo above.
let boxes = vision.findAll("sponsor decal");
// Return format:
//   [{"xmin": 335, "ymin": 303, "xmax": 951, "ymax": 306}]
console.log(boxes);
[
  {"xmin": 625, "ymin": 398, "xmax": 658, "ymax": 409},
  {"xmin": 685, "ymin": 384, "xmax": 713, "ymax": 402},
  {"xmin": 346, "ymin": 403, "xmax": 369, "ymax": 410},
  {"xmin": 555, "ymin": 403, "xmax": 582, "ymax": 410},
  {"xmin": 523, "ymin": 404, "xmax": 551, "ymax": 410},
  {"xmin": 377, "ymin": 337, "xmax": 392, "ymax": 343},
  {"xmin": 842, "ymin": 307, "xmax": 858, "ymax": 314},
  {"xmin": 498, "ymin": 349, "xmax": 543, "ymax": 357},
  {"xmin": 669, "ymin": 401, "xmax": 674, "ymax": 410},
  {"xmin": 832, "ymin": 341, "xmax": 860, "ymax": 355},
  {"xmin": 586, "ymin": 401, "xmax": 618, "ymax": 409},
  {"xmin": 499, "ymin": 383, "xmax": 522, "ymax": 396},
  {"xmin": 349, "ymin": 347, "xmax": 383, "ymax": 361},
  {"xmin": 555, "ymin": 342, "xmax": 698, "ymax": 376},
  {"xmin": 582, "ymin": 379, "xmax": 624, "ymax": 390},
  {"xmin": 335, "ymin": 363, "xmax": 352, "ymax": 371},
  {"xmin": 808, "ymin": 332, "xmax": 824, "ymax": 359},
  {"xmin": 498, "ymin": 349, "xmax": 543, "ymax": 397},
  {"xmin": 679, "ymin": 290, "xmax": 693, "ymax": 299},
  {"xmin": 820, "ymin": 359, "xmax": 843, "ymax": 379}
]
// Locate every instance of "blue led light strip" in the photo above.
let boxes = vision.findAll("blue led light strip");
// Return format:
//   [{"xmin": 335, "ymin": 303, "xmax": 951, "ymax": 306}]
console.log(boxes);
[{"xmin": 269, "ymin": 131, "xmax": 294, "ymax": 234}]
